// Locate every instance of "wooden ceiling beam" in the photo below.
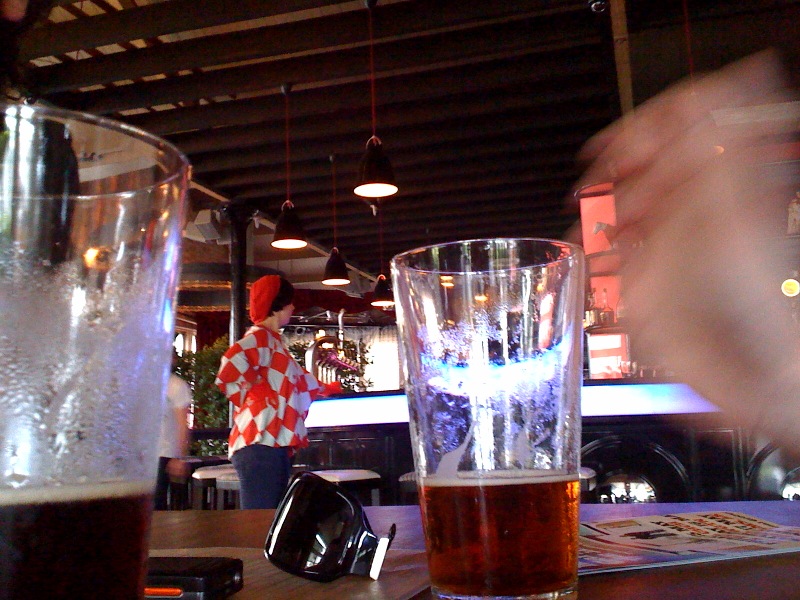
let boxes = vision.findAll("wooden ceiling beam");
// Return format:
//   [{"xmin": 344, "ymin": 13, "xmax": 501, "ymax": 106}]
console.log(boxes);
[
  {"xmin": 47, "ymin": 22, "xmax": 601, "ymax": 114},
  {"xmin": 205, "ymin": 144, "xmax": 577, "ymax": 190},
  {"xmin": 331, "ymin": 212, "xmax": 576, "ymax": 246},
  {"xmin": 229, "ymin": 164, "xmax": 580, "ymax": 203},
  {"xmin": 119, "ymin": 49, "xmax": 607, "ymax": 135},
  {"xmin": 189, "ymin": 126, "xmax": 595, "ymax": 176},
  {"xmin": 306, "ymin": 199, "xmax": 573, "ymax": 238},
  {"xmin": 295, "ymin": 184, "xmax": 568, "ymax": 223},
  {"xmin": 192, "ymin": 108, "xmax": 607, "ymax": 198},
  {"xmin": 171, "ymin": 84, "xmax": 612, "ymax": 155},
  {"xmin": 312, "ymin": 216, "xmax": 574, "ymax": 252},
  {"xmin": 339, "ymin": 217, "xmax": 578, "ymax": 255},
  {"xmin": 289, "ymin": 184, "xmax": 573, "ymax": 225},
  {"xmin": 30, "ymin": 0, "xmax": 589, "ymax": 92},
  {"xmin": 195, "ymin": 107, "xmax": 601, "ymax": 189},
  {"xmin": 24, "ymin": 0, "xmax": 362, "ymax": 60}
]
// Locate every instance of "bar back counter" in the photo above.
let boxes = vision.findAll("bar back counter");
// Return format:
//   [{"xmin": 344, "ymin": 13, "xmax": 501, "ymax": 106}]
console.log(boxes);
[{"xmin": 289, "ymin": 380, "xmax": 795, "ymax": 506}]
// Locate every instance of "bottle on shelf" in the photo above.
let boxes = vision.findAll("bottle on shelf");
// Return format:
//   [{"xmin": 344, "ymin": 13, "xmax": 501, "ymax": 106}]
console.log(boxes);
[
  {"xmin": 589, "ymin": 288, "xmax": 603, "ymax": 328},
  {"xmin": 599, "ymin": 288, "xmax": 615, "ymax": 326},
  {"xmin": 584, "ymin": 288, "xmax": 597, "ymax": 329},
  {"xmin": 615, "ymin": 293, "xmax": 627, "ymax": 323}
]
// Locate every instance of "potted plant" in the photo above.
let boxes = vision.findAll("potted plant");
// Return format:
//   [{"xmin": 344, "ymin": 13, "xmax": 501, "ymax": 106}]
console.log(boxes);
[{"xmin": 175, "ymin": 335, "xmax": 230, "ymax": 456}]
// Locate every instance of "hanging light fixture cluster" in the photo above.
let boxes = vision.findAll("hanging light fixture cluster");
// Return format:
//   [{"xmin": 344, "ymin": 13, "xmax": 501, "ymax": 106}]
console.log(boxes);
[
  {"xmin": 353, "ymin": 0, "xmax": 397, "ymax": 199},
  {"xmin": 322, "ymin": 154, "xmax": 350, "ymax": 286},
  {"xmin": 271, "ymin": 83, "xmax": 308, "ymax": 250},
  {"xmin": 269, "ymin": 2, "xmax": 397, "ymax": 297}
]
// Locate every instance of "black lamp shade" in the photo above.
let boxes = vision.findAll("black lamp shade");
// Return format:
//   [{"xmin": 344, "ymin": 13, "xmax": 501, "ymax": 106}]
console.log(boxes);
[
  {"xmin": 370, "ymin": 274, "xmax": 394, "ymax": 308},
  {"xmin": 271, "ymin": 202, "xmax": 307, "ymax": 249},
  {"xmin": 322, "ymin": 247, "xmax": 350, "ymax": 286},
  {"xmin": 354, "ymin": 138, "xmax": 398, "ymax": 198}
]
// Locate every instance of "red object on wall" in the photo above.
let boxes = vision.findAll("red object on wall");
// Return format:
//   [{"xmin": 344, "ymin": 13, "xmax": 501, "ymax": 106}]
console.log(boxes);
[
  {"xmin": 577, "ymin": 182, "xmax": 621, "ymax": 315},
  {"xmin": 578, "ymin": 182, "xmax": 616, "ymax": 256},
  {"xmin": 194, "ymin": 311, "xmax": 230, "ymax": 349}
]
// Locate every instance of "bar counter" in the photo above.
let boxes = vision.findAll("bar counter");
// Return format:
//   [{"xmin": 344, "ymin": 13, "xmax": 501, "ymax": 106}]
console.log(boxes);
[{"xmin": 150, "ymin": 500, "xmax": 800, "ymax": 600}]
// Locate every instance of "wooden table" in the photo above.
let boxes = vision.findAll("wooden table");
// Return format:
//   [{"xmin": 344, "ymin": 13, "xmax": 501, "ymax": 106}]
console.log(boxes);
[{"xmin": 150, "ymin": 501, "xmax": 800, "ymax": 600}]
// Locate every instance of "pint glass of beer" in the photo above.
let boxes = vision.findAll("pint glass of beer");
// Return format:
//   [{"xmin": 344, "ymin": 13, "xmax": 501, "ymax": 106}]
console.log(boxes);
[
  {"xmin": 392, "ymin": 239, "xmax": 584, "ymax": 599},
  {"xmin": 0, "ymin": 103, "xmax": 189, "ymax": 598}
]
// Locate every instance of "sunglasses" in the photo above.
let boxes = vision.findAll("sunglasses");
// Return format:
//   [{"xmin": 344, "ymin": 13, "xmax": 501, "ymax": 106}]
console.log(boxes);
[{"xmin": 265, "ymin": 471, "xmax": 397, "ymax": 582}]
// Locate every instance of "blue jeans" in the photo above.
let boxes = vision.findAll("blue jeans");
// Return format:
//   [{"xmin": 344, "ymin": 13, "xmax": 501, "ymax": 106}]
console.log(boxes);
[{"xmin": 230, "ymin": 444, "xmax": 291, "ymax": 509}]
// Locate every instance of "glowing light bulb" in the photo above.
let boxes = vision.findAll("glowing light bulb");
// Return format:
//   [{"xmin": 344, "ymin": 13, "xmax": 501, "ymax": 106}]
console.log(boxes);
[{"xmin": 781, "ymin": 278, "xmax": 800, "ymax": 297}]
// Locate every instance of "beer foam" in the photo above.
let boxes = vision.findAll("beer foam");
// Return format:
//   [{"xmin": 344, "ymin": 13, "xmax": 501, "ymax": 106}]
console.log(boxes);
[
  {"xmin": 0, "ymin": 480, "xmax": 153, "ymax": 506},
  {"xmin": 422, "ymin": 470, "xmax": 577, "ymax": 487}
]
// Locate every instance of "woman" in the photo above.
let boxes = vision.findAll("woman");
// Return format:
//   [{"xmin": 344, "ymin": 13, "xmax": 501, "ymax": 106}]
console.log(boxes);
[{"xmin": 215, "ymin": 274, "xmax": 339, "ymax": 508}]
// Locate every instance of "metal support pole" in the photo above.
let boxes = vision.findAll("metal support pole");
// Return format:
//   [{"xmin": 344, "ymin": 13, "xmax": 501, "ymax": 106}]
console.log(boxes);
[
  {"xmin": 221, "ymin": 203, "xmax": 253, "ymax": 429},
  {"xmin": 228, "ymin": 206, "xmax": 251, "ymax": 345}
]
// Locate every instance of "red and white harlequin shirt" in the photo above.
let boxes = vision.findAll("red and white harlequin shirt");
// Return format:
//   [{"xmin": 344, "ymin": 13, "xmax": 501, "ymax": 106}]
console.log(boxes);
[{"xmin": 215, "ymin": 326, "xmax": 321, "ymax": 457}]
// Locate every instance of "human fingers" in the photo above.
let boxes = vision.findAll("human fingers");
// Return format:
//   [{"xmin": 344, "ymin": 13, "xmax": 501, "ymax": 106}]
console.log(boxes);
[
  {"xmin": 582, "ymin": 57, "xmax": 792, "ymax": 246},
  {"xmin": 609, "ymin": 110, "xmax": 784, "ymax": 246},
  {"xmin": 0, "ymin": 0, "xmax": 29, "ymax": 22},
  {"xmin": 576, "ymin": 51, "xmax": 789, "ymax": 189}
]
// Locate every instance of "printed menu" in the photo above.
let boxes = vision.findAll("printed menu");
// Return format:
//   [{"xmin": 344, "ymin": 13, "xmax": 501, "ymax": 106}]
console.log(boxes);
[{"xmin": 579, "ymin": 511, "xmax": 800, "ymax": 574}]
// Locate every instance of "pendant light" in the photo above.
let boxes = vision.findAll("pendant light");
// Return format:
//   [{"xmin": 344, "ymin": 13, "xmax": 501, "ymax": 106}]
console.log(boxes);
[
  {"xmin": 354, "ymin": 0, "xmax": 398, "ymax": 199},
  {"xmin": 322, "ymin": 154, "xmax": 351, "ymax": 286},
  {"xmin": 370, "ymin": 207, "xmax": 394, "ymax": 308},
  {"xmin": 372, "ymin": 274, "xmax": 394, "ymax": 307},
  {"xmin": 272, "ymin": 84, "xmax": 308, "ymax": 250}
]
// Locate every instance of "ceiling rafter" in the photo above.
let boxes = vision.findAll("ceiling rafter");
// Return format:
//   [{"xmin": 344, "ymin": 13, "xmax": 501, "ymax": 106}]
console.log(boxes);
[
  {"xmin": 25, "ymin": 0, "xmax": 625, "ymax": 283},
  {"xmin": 47, "ymin": 21, "xmax": 601, "ymax": 114}
]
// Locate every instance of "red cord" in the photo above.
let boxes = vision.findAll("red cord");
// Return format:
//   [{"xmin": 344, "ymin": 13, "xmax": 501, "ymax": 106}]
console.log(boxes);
[
  {"xmin": 284, "ymin": 90, "xmax": 291, "ymax": 204},
  {"xmin": 368, "ymin": 7, "xmax": 377, "ymax": 138},
  {"xmin": 378, "ymin": 207, "xmax": 384, "ymax": 273},
  {"xmin": 331, "ymin": 156, "xmax": 338, "ymax": 248},
  {"xmin": 681, "ymin": 0, "xmax": 695, "ymax": 84}
]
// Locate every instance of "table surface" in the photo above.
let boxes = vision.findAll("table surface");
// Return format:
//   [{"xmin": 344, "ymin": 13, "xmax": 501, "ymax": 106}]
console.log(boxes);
[{"xmin": 150, "ymin": 501, "xmax": 800, "ymax": 600}]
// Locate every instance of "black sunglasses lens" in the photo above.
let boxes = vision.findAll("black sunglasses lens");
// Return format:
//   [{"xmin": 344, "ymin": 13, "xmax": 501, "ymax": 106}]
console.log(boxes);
[{"xmin": 266, "ymin": 473, "xmax": 359, "ymax": 581}]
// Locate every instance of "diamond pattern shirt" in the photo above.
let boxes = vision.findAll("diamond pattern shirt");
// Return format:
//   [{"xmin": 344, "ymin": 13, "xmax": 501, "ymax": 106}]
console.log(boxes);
[{"xmin": 215, "ymin": 326, "xmax": 321, "ymax": 457}]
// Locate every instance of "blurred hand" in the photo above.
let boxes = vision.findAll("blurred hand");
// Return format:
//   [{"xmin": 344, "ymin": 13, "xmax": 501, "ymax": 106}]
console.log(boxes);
[
  {"xmin": 1, "ymin": 0, "xmax": 28, "ymax": 21},
  {"xmin": 166, "ymin": 458, "xmax": 190, "ymax": 480},
  {"xmin": 577, "ymin": 51, "xmax": 800, "ymax": 446}
]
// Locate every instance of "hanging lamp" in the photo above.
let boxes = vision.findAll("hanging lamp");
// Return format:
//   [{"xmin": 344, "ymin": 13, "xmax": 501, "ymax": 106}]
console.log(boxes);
[
  {"xmin": 323, "ymin": 154, "xmax": 351, "ymax": 286},
  {"xmin": 371, "ymin": 274, "xmax": 394, "ymax": 307},
  {"xmin": 272, "ymin": 84, "xmax": 308, "ymax": 250},
  {"xmin": 370, "ymin": 207, "xmax": 394, "ymax": 308},
  {"xmin": 354, "ymin": 0, "xmax": 398, "ymax": 199}
]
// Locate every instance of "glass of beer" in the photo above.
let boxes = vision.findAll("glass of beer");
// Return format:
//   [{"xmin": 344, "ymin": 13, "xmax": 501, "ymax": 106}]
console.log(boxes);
[
  {"xmin": 0, "ymin": 103, "xmax": 189, "ymax": 598},
  {"xmin": 392, "ymin": 238, "xmax": 584, "ymax": 599}
]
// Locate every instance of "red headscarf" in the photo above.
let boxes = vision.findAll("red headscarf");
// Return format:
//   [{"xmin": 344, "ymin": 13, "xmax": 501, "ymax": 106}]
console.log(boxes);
[{"xmin": 249, "ymin": 275, "xmax": 281, "ymax": 324}]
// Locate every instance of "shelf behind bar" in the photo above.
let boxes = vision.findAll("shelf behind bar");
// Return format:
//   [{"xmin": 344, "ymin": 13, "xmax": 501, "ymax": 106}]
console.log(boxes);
[{"xmin": 304, "ymin": 382, "xmax": 720, "ymax": 429}]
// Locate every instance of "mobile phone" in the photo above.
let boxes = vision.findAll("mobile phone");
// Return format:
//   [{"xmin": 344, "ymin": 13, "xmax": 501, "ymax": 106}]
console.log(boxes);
[{"xmin": 145, "ymin": 556, "xmax": 244, "ymax": 600}]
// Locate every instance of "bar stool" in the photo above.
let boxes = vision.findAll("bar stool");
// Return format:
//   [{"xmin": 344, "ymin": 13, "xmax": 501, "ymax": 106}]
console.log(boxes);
[
  {"xmin": 215, "ymin": 471, "xmax": 241, "ymax": 510},
  {"xmin": 312, "ymin": 469, "xmax": 382, "ymax": 506},
  {"xmin": 398, "ymin": 471, "xmax": 418, "ymax": 505},
  {"xmin": 164, "ymin": 459, "xmax": 193, "ymax": 510},
  {"xmin": 191, "ymin": 464, "xmax": 237, "ymax": 510},
  {"xmin": 580, "ymin": 466, "xmax": 598, "ymax": 503}
]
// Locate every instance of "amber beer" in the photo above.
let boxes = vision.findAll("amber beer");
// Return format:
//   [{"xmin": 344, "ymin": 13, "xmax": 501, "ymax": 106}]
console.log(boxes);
[
  {"xmin": 420, "ymin": 473, "xmax": 579, "ymax": 598},
  {"xmin": 0, "ymin": 481, "xmax": 153, "ymax": 599}
]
